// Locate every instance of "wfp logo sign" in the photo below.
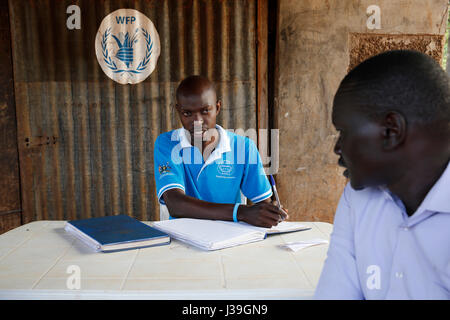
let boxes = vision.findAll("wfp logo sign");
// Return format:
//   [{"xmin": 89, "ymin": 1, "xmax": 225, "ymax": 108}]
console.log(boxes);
[{"xmin": 95, "ymin": 9, "xmax": 160, "ymax": 84}]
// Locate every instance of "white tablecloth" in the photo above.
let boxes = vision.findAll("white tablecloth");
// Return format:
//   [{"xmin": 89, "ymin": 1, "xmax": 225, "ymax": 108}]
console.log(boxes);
[{"xmin": 0, "ymin": 220, "xmax": 332, "ymax": 300}]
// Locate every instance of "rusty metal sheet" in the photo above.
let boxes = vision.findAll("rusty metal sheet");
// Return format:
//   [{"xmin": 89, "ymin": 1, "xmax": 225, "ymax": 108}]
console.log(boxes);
[
  {"xmin": 9, "ymin": 0, "xmax": 259, "ymax": 222},
  {"xmin": 0, "ymin": 0, "xmax": 21, "ymax": 223}
]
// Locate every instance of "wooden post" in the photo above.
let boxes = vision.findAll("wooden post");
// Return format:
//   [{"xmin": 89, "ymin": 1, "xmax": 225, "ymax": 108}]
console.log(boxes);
[{"xmin": 0, "ymin": 0, "xmax": 22, "ymax": 234}]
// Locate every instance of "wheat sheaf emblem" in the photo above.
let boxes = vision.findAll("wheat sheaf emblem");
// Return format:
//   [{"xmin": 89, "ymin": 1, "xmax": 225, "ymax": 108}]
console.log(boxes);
[{"xmin": 101, "ymin": 27, "xmax": 154, "ymax": 76}]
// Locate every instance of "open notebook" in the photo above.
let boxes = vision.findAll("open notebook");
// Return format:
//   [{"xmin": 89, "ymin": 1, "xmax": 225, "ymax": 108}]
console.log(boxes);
[{"xmin": 152, "ymin": 218, "xmax": 310, "ymax": 251}]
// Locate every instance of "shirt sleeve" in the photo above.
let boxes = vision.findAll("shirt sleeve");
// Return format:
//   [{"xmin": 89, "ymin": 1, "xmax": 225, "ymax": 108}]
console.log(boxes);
[
  {"xmin": 239, "ymin": 138, "xmax": 273, "ymax": 203},
  {"xmin": 153, "ymin": 133, "xmax": 186, "ymax": 205},
  {"xmin": 314, "ymin": 183, "xmax": 364, "ymax": 300}
]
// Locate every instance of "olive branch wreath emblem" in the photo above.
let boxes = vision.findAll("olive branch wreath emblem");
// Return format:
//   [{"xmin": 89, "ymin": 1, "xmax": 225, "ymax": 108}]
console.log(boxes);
[{"xmin": 101, "ymin": 27, "xmax": 153, "ymax": 75}]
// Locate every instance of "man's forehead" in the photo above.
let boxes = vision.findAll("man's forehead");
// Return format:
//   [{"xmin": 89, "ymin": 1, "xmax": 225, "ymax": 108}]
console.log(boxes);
[
  {"xmin": 176, "ymin": 76, "xmax": 216, "ymax": 101},
  {"xmin": 332, "ymin": 90, "xmax": 368, "ymax": 124},
  {"xmin": 177, "ymin": 89, "xmax": 216, "ymax": 108}
]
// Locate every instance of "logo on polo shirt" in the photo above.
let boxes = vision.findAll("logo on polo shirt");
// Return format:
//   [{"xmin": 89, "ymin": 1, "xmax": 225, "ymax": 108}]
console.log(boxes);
[
  {"xmin": 159, "ymin": 162, "xmax": 172, "ymax": 175},
  {"xmin": 217, "ymin": 160, "xmax": 235, "ymax": 178}
]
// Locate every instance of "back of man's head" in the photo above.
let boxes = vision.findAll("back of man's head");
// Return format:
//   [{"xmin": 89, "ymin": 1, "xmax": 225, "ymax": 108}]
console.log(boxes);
[{"xmin": 336, "ymin": 50, "xmax": 450, "ymax": 125}]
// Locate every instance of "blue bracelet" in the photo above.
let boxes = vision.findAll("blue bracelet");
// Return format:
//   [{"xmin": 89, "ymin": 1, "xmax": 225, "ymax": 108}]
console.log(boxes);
[{"xmin": 233, "ymin": 203, "xmax": 241, "ymax": 222}]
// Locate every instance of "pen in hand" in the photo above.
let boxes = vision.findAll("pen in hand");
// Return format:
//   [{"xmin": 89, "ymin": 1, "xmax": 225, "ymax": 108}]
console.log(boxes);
[{"xmin": 269, "ymin": 175, "xmax": 289, "ymax": 221}]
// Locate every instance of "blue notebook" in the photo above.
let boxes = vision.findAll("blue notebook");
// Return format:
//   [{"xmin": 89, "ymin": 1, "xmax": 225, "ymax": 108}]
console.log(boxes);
[{"xmin": 65, "ymin": 215, "xmax": 170, "ymax": 252}]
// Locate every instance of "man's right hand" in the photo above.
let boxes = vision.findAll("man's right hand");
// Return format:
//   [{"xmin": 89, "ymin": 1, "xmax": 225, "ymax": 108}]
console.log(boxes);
[{"xmin": 237, "ymin": 202, "xmax": 288, "ymax": 228}]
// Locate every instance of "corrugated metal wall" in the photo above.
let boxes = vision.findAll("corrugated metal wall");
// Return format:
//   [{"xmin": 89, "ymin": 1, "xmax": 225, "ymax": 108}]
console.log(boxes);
[{"xmin": 9, "ymin": 0, "xmax": 260, "ymax": 222}]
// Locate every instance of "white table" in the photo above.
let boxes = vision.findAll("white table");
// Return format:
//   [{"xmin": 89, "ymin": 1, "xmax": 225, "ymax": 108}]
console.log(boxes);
[{"xmin": 0, "ymin": 220, "xmax": 332, "ymax": 300}]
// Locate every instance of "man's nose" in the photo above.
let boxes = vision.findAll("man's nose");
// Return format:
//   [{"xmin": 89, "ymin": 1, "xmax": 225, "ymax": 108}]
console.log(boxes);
[
  {"xmin": 333, "ymin": 137, "xmax": 342, "ymax": 156},
  {"xmin": 193, "ymin": 113, "xmax": 204, "ymax": 123}
]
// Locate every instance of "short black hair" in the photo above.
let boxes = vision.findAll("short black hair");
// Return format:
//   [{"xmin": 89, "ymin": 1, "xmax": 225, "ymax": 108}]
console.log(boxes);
[
  {"xmin": 176, "ymin": 75, "xmax": 216, "ymax": 101},
  {"xmin": 336, "ymin": 50, "xmax": 450, "ymax": 124}
]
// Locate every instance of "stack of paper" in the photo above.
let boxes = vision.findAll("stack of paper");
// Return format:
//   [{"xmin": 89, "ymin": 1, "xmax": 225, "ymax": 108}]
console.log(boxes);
[{"xmin": 152, "ymin": 218, "xmax": 310, "ymax": 251}]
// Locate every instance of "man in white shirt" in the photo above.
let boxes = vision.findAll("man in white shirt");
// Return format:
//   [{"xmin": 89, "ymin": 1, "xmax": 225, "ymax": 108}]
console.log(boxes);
[{"xmin": 315, "ymin": 50, "xmax": 450, "ymax": 299}]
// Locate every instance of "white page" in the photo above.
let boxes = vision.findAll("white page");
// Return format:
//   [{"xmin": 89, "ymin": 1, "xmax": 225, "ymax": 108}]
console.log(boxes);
[
  {"xmin": 153, "ymin": 218, "xmax": 266, "ymax": 250},
  {"xmin": 64, "ymin": 222, "xmax": 101, "ymax": 251},
  {"xmin": 220, "ymin": 220, "xmax": 311, "ymax": 234}
]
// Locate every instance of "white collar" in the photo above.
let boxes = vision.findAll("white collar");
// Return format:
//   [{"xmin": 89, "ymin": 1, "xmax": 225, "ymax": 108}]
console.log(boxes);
[
  {"xmin": 418, "ymin": 160, "xmax": 450, "ymax": 214},
  {"xmin": 174, "ymin": 125, "xmax": 231, "ymax": 180},
  {"xmin": 176, "ymin": 124, "xmax": 231, "ymax": 154},
  {"xmin": 378, "ymin": 160, "xmax": 450, "ymax": 217}
]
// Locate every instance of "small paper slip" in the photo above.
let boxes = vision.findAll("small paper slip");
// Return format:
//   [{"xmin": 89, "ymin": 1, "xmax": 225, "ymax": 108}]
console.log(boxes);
[{"xmin": 280, "ymin": 239, "xmax": 329, "ymax": 252}]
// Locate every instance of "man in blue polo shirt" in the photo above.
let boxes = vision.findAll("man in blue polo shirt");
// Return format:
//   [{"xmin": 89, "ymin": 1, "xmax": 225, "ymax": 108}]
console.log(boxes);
[{"xmin": 153, "ymin": 75, "xmax": 287, "ymax": 227}]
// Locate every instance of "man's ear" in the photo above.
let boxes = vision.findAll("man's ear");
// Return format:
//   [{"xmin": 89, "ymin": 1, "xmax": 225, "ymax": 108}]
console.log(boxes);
[
  {"xmin": 216, "ymin": 100, "xmax": 221, "ymax": 115},
  {"xmin": 381, "ymin": 111, "xmax": 406, "ymax": 150},
  {"xmin": 174, "ymin": 103, "xmax": 183, "ymax": 117}
]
